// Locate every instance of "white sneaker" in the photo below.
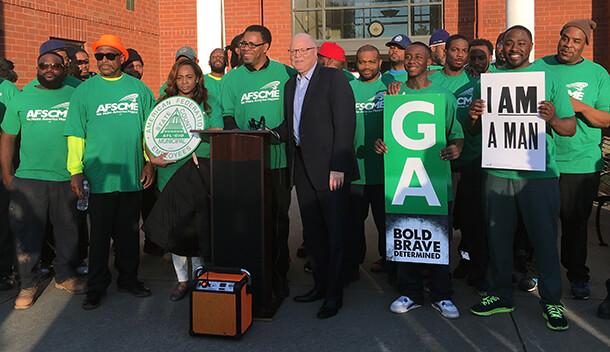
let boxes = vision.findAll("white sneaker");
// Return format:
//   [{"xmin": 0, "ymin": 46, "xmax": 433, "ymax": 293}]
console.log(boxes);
[
  {"xmin": 390, "ymin": 296, "xmax": 421, "ymax": 314},
  {"xmin": 432, "ymin": 300, "xmax": 460, "ymax": 319}
]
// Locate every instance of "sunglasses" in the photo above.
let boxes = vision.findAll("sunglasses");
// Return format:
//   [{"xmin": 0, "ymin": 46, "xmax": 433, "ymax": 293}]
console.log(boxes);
[
  {"xmin": 38, "ymin": 63, "xmax": 64, "ymax": 71},
  {"xmin": 94, "ymin": 53, "xmax": 120, "ymax": 61},
  {"xmin": 76, "ymin": 59, "xmax": 89, "ymax": 65}
]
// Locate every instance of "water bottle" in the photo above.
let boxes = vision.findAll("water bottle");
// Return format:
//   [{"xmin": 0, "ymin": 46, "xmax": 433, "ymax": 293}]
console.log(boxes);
[{"xmin": 76, "ymin": 180, "xmax": 90, "ymax": 211}]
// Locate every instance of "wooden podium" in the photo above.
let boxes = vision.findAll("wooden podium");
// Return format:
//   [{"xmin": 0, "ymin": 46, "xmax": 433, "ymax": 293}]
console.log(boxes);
[{"xmin": 195, "ymin": 130, "xmax": 280, "ymax": 319}]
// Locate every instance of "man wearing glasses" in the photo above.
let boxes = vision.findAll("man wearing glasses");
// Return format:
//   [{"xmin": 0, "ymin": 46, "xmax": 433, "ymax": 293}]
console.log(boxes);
[
  {"xmin": 275, "ymin": 33, "xmax": 357, "ymax": 319},
  {"xmin": 64, "ymin": 34, "xmax": 156, "ymax": 310},
  {"xmin": 221, "ymin": 24, "xmax": 296, "ymax": 300},
  {"xmin": 22, "ymin": 40, "xmax": 83, "ymax": 91},
  {"xmin": 72, "ymin": 49, "xmax": 94, "ymax": 81},
  {"xmin": 0, "ymin": 50, "xmax": 86, "ymax": 309}
]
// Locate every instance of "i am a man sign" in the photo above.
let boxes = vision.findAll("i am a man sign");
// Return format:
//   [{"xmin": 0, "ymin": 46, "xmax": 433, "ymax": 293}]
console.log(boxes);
[{"xmin": 481, "ymin": 72, "xmax": 546, "ymax": 171}]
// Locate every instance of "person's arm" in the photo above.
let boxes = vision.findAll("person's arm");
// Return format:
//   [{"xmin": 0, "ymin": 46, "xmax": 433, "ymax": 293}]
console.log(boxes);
[
  {"xmin": 220, "ymin": 73, "xmax": 239, "ymax": 130},
  {"xmin": 0, "ymin": 133, "xmax": 16, "ymax": 188},
  {"xmin": 66, "ymin": 136, "xmax": 85, "ymax": 198},
  {"xmin": 571, "ymin": 98, "xmax": 610, "ymax": 128},
  {"xmin": 539, "ymin": 100, "xmax": 576, "ymax": 136},
  {"xmin": 329, "ymin": 69, "xmax": 357, "ymax": 190}
]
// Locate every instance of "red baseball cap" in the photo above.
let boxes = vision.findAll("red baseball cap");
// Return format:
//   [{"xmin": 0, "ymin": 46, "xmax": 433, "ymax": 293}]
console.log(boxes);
[{"xmin": 319, "ymin": 42, "xmax": 346, "ymax": 62}]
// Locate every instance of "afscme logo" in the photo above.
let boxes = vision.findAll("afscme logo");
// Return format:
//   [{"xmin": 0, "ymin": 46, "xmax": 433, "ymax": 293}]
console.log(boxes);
[
  {"xmin": 456, "ymin": 87, "xmax": 474, "ymax": 108},
  {"xmin": 356, "ymin": 91, "xmax": 385, "ymax": 113},
  {"xmin": 241, "ymin": 81, "xmax": 281, "ymax": 104},
  {"xmin": 566, "ymin": 82, "xmax": 588, "ymax": 101},
  {"xmin": 25, "ymin": 101, "xmax": 70, "ymax": 120},
  {"xmin": 96, "ymin": 94, "xmax": 140, "ymax": 115}
]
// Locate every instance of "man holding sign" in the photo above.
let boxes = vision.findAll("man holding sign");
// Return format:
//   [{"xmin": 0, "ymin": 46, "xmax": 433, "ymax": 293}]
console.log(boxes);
[
  {"xmin": 468, "ymin": 25, "xmax": 576, "ymax": 332},
  {"xmin": 376, "ymin": 42, "xmax": 464, "ymax": 319}
]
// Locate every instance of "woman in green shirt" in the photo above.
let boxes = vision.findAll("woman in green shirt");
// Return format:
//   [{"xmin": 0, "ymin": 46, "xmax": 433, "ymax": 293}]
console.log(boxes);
[{"xmin": 144, "ymin": 58, "xmax": 221, "ymax": 301}]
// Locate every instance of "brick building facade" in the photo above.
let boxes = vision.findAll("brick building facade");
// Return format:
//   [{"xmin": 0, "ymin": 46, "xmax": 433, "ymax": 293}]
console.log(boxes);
[{"xmin": 0, "ymin": 0, "xmax": 608, "ymax": 94}]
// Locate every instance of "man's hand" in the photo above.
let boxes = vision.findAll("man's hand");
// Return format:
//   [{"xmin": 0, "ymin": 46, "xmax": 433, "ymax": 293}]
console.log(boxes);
[
  {"xmin": 329, "ymin": 171, "xmax": 344, "ymax": 191},
  {"xmin": 569, "ymin": 97, "xmax": 588, "ymax": 113},
  {"xmin": 440, "ymin": 144, "xmax": 460, "ymax": 161},
  {"xmin": 387, "ymin": 81, "xmax": 401, "ymax": 96},
  {"xmin": 374, "ymin": 138, "xmax": 388, "ymax": 154},
  {"xmin": 149, "ymin": 153, "xmax": 175, "ymax": 168},
  {"xmin": 2, "ymin": 174, "xmax": 14, "ymax": 190},
  {"xmin": 469, "ymin": 99, "xmax": 486, "ymax": 120},
  {"xmin": 141, "ymin": 162, "xmax": 155, "ymax": 189},
  {"xmin": 71, "ymin": 173, "xmax": 85, "ymax": 198},
  {"xmin": 538, "ymin": 101, "xmax": 557, "ymax": 122}
]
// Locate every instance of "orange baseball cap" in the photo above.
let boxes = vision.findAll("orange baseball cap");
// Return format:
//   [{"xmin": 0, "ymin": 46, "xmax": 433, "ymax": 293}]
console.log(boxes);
[{"xmin": 92, "ymin": 34, "xmax": 129, "ymax": 60}]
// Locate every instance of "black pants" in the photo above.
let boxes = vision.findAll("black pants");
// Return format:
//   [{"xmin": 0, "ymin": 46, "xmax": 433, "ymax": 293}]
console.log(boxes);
[
  {"xmin": 560, "ymin": 172, "xmax": 600, "ymax": 283},
  {"xmin": 88, "ymin": 191, "xmax": 142, "ymax": 293},
  {"xmin": 347, "ymin": 184, "xmax": 385, "ymax": 271},
  {"xmin": 396, "ymin": 202, "xmax": 454, "ymax": 303},
  {"xmin": 294, "ymin": 149, "xmax": 348, "ymax": 302},
  {"xmin": 8, "ymin": 178, "xmax": 79, "ymax": 288},
  {"xmin": 454, "ymin": 160, "xmax": 487, "ymax": 286},
  {"xmin": 0, "ymin": 181, "xmax": 14, "ymax": 277},
  {"xmin": 270, "ymin": 168, "xmax": 291, "ymax": 283},
  {"xmin": 484, "ymin": 174, "xmax": 562, "ymax": 305}
]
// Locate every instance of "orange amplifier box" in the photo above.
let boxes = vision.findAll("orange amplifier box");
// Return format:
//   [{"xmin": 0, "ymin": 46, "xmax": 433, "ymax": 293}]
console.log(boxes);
[{"xmin": 190, "ymin": 266, "xmax": 252, "ymax": 338}]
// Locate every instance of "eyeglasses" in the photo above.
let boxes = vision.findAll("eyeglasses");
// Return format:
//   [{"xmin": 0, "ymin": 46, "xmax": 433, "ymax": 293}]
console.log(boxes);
[
  {"xmin": 94, "ymin": 53, "xmax": 119, "ymax": 61},
  {"xmin": 288, "ymin": 47, "xmax": 315, "ymax": 56},
  {"xmin": 238, "ymin": 41, "xmax": 266, "ymax": 50},
  {"xmin": 76, "ymin": 59, "xmax": 89, "ymax": 65},
  {"xmin": 38, "ymin": 63, "xmax": 64, "ymax": 71}
]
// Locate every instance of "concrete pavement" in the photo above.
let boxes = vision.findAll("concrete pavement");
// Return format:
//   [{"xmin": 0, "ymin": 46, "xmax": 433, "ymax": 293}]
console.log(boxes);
[{"xmin": 1, "ymin": 191, "xmax": 609, "ymax": 352}]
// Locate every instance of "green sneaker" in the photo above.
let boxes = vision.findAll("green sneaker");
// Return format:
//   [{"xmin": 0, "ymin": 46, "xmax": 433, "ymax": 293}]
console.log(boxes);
[
  {"xmin": 542, "ymin": 304, "xmax": 569, "ymax": 331},
  {"xmin": 470, "ymin": 295, "xmax": 515, "ymax": 316}
]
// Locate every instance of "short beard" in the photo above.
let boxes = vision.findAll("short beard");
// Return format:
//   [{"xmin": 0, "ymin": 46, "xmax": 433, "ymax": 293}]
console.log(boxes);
[
  {"xmin": 211, "ymin": 64, "xmax": 226, "ymax": 74},
  {"xmin": 37, "ymin": 73, "xmax": 65, "ymax": 89}
]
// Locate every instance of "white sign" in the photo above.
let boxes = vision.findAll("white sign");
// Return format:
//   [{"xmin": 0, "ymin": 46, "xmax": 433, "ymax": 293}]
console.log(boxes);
[
  {"xmin": 144, "ymin": 96, "xmax": 205, "ymax": 161},
  {"xmin": 481, "ymin": 72, "xmax": 546, "ymax": 171},
  {"xmin": 386, "ymin": 214, "xmax": 449, "ymax": 265}
]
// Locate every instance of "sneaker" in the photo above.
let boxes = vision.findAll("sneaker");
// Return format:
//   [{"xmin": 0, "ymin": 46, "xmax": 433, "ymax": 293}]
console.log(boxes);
[
  {"xmin": 14, "ymin": 287, "xmax": 40, "ymax": 310},
  {"xmin": 570, "ymin": 282, "xmax": 591, "ymax": 300},
  {"xmin": 518, "ymin": 276, "xmax": 538, "ymax": 292},
  {"xmin": 76, "ymin": 261, "xmax": 88, "ymax": 275},
  {"xmin": 542, "ymin": 304, "xmax": 569, "ymax": 331},
  {"xmin": 470, "ymin": 295, "xmax": 515, "ymax": 316},
  {"xmin": 390, "ymin": 296, "xmax": 421, "ymax": 314},
  {"xmin": 432, "ymin": 300, "xmax": 460, "ymax": 319},
  {"xmin": 55, "ymin": 277, "xmax": 87, "ymax": 295},
  {"xmin": 0, "ymin": 275, "xmax": 15, "ymax": 291}
]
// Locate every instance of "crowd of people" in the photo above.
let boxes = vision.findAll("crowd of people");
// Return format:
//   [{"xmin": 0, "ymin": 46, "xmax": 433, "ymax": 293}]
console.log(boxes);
[{"xmin": 0, "ymin": 18, "xmax": 609, "ymax": 334}]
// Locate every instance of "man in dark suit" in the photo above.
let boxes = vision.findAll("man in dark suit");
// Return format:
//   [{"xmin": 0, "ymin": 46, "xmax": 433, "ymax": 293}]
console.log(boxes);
[{"xmin": 275, "ymin": 33, "xmax": 358, "ymax": 319}]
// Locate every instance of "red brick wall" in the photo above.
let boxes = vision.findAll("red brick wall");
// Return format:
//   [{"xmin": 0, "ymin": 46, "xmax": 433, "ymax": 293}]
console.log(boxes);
[
  {"xmin": 159, "ymin": 0, "xmax": 198, "ymax": 92},
  {"xmin": 224, "ymin": 0, "xmax": 291, "ymax": 65},
  {"xmin": 0, "ymin": 0, "xmax": 161, "ymax": 91}
]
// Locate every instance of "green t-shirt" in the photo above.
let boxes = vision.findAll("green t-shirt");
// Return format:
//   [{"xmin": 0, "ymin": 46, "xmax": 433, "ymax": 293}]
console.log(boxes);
[
  {"xmin": 350, "ymin": 75, "xmax": 387, "ymax": 185},
  {"xmin": 428, "ymin": 70, "xmax": 480, "ymax": 168},
  {"xmin": 1, "ymin": 85, "xmax": 75, "ymax": 181},
  {"xmin": 155, "ymin": 99, "xmax": 223, "ymax": 192},
  {"xmin": 489, "ymin": 63, "xmax": 502, "ymax": 72},
  {"xmin": 22, "ymin": 75, "xmax": 82, "ymax": 92},
  {"xmin": 0, "ymin": 79, "xmax": 20, "ymax": 124},
  {"xmin": 428, "ymin": 64, "xmax": 444, "ymax": 71},
  {"xmin": 63, "ymin": 74, "xmax": 156, "ymax": 193},
  {"xmin": 480, "ymin": 63, "xmax": 575, "ymax": 180},
  {"xmin": 343, "ymin": 69, "xmax": 355, "ymax": 81},
  {"xmin": 382, "ymin": 70, "xmax": 407, "ymax": 86},
  {"xmin": 397, "ymin": 81, "xmax": 464, "ymax": 201},
  {"xmin": 535, "ymin": 55, "xmax": 610, "ymax": 174},
  {"xmin": 204, "ymin": 73, "xmax": 223, "ymax": 120},
  {"xmin": 221, "ymin": 60, "xmax": 296, "ymax": 169}
]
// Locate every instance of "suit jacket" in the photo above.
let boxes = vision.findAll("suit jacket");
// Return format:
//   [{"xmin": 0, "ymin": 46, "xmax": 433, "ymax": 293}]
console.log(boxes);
[{"xmin": 276, "ymin": 64, "xmax": 359, "ymax": 191}]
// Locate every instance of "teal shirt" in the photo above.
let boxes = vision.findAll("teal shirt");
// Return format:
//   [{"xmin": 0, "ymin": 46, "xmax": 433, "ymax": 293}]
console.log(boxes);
[
  {"xmin": 221, "ymin": 60, "xmax": 296, "ymax": 169},
  {"xmin": 535, "ymin": 55, "xmax": 610, "ymax": 174},
  {"xmin": 350, "ymin": 75, "xmax": 387, "ymax": 185},
  {"xmin": 382, "ymin": 70, "xmax": 407, "ymax": 86}
]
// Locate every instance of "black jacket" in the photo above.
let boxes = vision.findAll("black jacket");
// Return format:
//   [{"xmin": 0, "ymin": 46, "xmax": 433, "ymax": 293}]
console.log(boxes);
[{"xmin": 275, "ymin": 65, "xmax": 359, "ymax": 190}]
